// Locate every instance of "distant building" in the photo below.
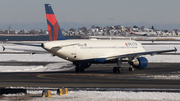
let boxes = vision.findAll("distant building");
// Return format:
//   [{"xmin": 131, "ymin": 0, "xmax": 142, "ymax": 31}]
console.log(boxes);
[
  {"xmin": 18, "ymin": 30, "xmax": 28, "ymax": 34},
  {"xmin": 91, "ymin": 28, "xmax": 99, "ymax": 33}
]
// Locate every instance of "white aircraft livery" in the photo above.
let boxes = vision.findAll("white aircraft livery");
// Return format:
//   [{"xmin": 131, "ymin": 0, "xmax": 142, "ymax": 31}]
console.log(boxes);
[
  {"xmin": 130, "ymin": 28, "xmax": 157, "ymax": 36},
  {"xmin": 3, "ymin": 4, "xmax": 177, "ymax": 73}
]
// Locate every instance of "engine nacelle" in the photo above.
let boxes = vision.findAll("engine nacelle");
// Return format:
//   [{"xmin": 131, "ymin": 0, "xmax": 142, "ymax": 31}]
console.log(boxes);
[{"xmin": 132, "ymin": 57, "xmax": 148, "ymax": 69}]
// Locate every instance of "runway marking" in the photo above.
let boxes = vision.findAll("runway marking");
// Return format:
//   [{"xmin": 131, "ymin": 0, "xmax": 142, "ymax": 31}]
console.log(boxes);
[
  {"xmin": 63, "ymin": 73, "xmax": 114, "ymax": 76},
  {"xmin": 37, "ymin": 74, "xmax": 62, "ymax": 80},
  {"xmin": 37, "ymin": 73, "xmax": 116, "ymax": 80},
  {"xmin": 37, "ymin": 73, "xmax": 180, "ymax": 81}
]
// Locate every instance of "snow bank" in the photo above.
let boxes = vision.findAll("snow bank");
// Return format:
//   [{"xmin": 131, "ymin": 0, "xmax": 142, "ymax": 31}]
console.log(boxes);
[
  {"xmin": 30, "ymin": 91, "xmax": 180, "ymax": 101},
  {"xmin": 146, "ymin": 55, "xmax": 180, "ymax": 63},
  {"xmin": 0, "ymin": 54, "xmax": 67, "ymax": 62},
  {"xmin": 0, "ymin": 63, "xmax": 74, "ymax": 72},
  {"xmin": 143, "ymin": 45, "xmax": 180, "ymax": 53},
  {"xmin": 2, "ymin": 90, "xmax": 179, "ymax": 101}
]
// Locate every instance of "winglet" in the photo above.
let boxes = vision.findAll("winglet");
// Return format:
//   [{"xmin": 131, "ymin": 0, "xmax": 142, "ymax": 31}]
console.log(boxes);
[
  {"xmin": 174, "ymin": 47, "xmax": 177, "ymax": 53},
  {"xmin": 45, "ymin": 4, "xmax": 66, "ymax": 41},
  {"xmin": 2, "ymin": 46, "xmax": 5, "ymax": 51}
]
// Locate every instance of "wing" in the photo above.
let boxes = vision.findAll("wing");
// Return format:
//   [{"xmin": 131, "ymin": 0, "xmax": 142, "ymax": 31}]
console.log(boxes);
[
  {"xmin": 2, "ymin": 46, "xmax": 48, "ymax": 54},
  {"xmin": 13, "ymin": 43, "xmax": 41, "ymax": 47},
  {"xmin": 106, "ymin": 47, "xmax": 177, "ymax": 60},
  {"xmin": 2, "ymin": 43, "xmax": 80, "ymax": 54}
]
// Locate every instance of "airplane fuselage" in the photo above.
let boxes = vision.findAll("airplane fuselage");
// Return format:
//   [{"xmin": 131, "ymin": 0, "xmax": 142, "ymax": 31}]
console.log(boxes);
[
  {"xmin": 42, "ymin": 39, "xmax": 145, "ymax": 62},
  {"xmin": 131, "ymin": 32, "xmax": 157, "ymax": 36}
]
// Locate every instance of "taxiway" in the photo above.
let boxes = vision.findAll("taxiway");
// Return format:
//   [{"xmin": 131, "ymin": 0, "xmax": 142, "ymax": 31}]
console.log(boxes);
[{"xmin": 0, "ymin": 62, "xmax": 179, "ymax": 89}]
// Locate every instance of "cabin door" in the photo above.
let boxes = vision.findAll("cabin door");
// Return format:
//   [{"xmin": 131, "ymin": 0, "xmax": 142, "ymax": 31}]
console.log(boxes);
[{"xmin": 71, "ymin": 45, "xmax": 77, "ymax": 58}]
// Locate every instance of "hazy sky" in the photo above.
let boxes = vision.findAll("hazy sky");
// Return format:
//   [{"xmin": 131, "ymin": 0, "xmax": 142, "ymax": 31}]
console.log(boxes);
[{"xmin": 0, "ymin": 0, "xmax": 180, "ymax": 30}]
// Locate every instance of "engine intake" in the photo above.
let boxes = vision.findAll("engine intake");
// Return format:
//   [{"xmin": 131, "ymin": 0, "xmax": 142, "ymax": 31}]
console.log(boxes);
[{"xmin": 132, "ymin": 57, "xmax": 148, "ymax": 69}]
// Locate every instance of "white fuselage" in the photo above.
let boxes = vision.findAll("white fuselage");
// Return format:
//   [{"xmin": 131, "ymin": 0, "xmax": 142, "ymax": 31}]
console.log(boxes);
[
  {"xmin": 132, "ymin": 32, "xmax": 157, "ymax": 36},
  {"xmin": 42, "ymin": 39, "xmax": 145, "ymax": 62}
]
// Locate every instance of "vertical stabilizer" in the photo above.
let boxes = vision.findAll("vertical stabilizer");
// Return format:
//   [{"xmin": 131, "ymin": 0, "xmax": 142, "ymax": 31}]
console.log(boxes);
[
  {"xmin": 45, "ymin": 4, "xmax": 66, "ymax": 41},
  {"xmin": 129, "ymin": 28, "xmax": 135, "ymax": 34}
]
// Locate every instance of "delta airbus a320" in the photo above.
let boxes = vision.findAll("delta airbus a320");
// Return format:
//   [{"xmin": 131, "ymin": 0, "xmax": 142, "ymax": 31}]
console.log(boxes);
[{"xmin": 3, "ymin": 4, "xmax": 177, "ymax": 73}]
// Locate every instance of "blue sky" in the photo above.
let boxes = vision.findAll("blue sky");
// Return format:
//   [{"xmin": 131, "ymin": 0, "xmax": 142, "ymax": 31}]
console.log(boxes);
[{"xmin": 0, "ymin": 0, "xmax": 180, "ymax": 31}]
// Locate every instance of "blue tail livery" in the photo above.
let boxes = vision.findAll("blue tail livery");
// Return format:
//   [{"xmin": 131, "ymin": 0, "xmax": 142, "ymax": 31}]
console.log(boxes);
[{"xmin": 45, "ymin": 4, "xmax": 66, "ymax": 41}]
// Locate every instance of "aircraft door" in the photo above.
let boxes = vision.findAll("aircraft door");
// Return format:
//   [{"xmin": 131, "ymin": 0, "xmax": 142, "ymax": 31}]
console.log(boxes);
[{"xmin": 71, "ymin": 45, "xmax": 77, "ymax": 58}]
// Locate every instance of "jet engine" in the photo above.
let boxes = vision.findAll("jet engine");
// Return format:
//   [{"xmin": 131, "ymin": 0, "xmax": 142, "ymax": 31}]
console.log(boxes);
[{"xmin": 132, "ymin": 57, "xmax": 148, "ymax": 69}]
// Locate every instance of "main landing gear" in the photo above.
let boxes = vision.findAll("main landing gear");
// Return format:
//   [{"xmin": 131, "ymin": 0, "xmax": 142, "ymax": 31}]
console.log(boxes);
[
  {"xmin": 113, "ymin": 60, "xmax": 135, "ymax": 73},
  {"xmin": 113, "ymin": 60, "xmax": 122, "ymax": 73},
  {"xmin": 113, "ymin": 67, "xmax": 122, "ymax": 73},
  {"xmin": 128, "ymin": 62, "xmax": 134, "ymax": 72},
  {"xmin": 74, "ymin": 62, "xmax": 91, "ymax": 73},
  {"xmin": 74, "ymin": 63, "xmax": 85, "ymax": 73}
]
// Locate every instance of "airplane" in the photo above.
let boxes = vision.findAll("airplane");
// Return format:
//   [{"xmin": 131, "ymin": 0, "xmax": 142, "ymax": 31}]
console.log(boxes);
[
  {"xmin": 129, "ymin": 28, "xmax": 157, "ymax": 36},
  {"xmin": 2, "ymin": 4, "xmax": 177, "ymax": 73}
]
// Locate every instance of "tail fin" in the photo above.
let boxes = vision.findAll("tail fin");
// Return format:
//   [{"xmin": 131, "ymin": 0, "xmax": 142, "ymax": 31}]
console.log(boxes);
[
  {"xmin": 129, "ymin": 28, "xmax": 135, "ymax": 34},
  {"xmin": 45, "ymin": 4, "xmax": 66, "ymax": 41}
]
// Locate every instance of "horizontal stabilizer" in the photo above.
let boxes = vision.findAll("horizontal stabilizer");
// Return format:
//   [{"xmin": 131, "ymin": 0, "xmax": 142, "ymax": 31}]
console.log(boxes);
[
  {"xmin": 2, "ymin": 46, "xmax": 48, "ymax": 54},
  {"xmin": 2, "ymin": 46, "xmax": 5, "ymax": 51}
]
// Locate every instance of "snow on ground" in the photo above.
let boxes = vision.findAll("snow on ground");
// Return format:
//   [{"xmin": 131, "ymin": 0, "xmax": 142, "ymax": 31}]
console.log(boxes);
[
  {"xmin": 0, "ymin": 54, "xmax": 66, "ymax": 62},
  {"xmin": 0, "ymin": 62, "xmax": 74, "ymax": 72},
  {"xmin": 90, "ymin": 36, "xmax": 180, "ymax": 40},
  {"xmin": 2, "ymin": 90, "xmax": 180, "ymax": 101},
  {"xmin": 48, "ymin": 91, "xmax": 180, "ymax": 101},
  {"xmin": 0, "ymin": 62, "xmax": 179, "ymax": 80},
  {"xmin": 146, "ymin": 55, "xmax": 180, "ymax": 63},
  {"xmin": 138, "ymin": 41, "xmax": 180, "ymax": 43},
  {"xmin": 147, "ymin": 74, "xmax": 180, "ymax": 80},
  {"xmin": 32, "ymin": 91, "xmax": 180, "ymax": 101},
  {"xmin": 143, "ymin": 45, "xmax": 180, "ymax": 53}
]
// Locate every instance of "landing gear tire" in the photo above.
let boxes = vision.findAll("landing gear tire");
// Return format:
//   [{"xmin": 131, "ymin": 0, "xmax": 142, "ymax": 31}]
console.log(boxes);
[
  {"xmin": 113, "ymin": 67, "xmax": 118, "ymax": 73},
  {"xmin": 75, "ymin": 66, "xmax": 84, "ymax": 73},
  {"xmin": 118, "ymin": 67, "xmax": 122, "ymax": 73},
  {"xmin": 129, "ymin": 67, "xmax": 134, "ymax": 71},
  {"xmin": 113, "ymin": 67, "xmax": 122, "ymax": 73},
  {"xmin": 80, "ymin": 67, "xmax": 84, "ymax": 73},
  {"xmin": 75, "ymin": 66, "xmax": 80, "ymax": 73}
]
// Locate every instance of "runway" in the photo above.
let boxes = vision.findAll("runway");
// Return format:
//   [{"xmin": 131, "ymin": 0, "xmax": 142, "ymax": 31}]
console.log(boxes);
[{"xmin": 0, "ymin": 62, "xmax": 180, "ymax": 89}]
